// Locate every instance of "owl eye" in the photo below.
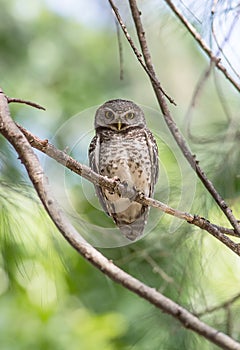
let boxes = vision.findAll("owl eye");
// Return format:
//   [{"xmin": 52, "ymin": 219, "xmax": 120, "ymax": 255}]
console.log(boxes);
[
  {"xmin": 105, "ymin": 111, "xmax": 114, "ymax": 119},
  {"xmin": 125, "ymin": 112, "xmax": 135, "ymax": 119}
]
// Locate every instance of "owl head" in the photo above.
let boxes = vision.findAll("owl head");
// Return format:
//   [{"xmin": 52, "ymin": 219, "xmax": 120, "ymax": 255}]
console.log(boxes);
[{"xmin": 94, "ymin": 99, "xmax": 146, "ymax": 131}]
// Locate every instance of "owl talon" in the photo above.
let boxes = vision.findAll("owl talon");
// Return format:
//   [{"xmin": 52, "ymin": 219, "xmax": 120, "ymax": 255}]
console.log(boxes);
[
  {"xmin": 119, "ymin": 180, "xmax": 138, "ymax": 201},
  {"xmin": 112, "ymin": 176, "xmax": 121, "ymax": 182},
  {"xmin": 137, "ymin": 191, "xmax": 145, "ymax": 200}
]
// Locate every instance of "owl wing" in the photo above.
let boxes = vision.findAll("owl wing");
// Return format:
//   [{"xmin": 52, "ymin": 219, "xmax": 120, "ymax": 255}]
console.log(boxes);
[
  {"xmin": 144, "ymin": 128, "xmax": 159, "ymax": 197},
  {"xmin": 115, "ymin": 129, "xmax": 159, "ymax": 241},
  {"xmin": 88, "ymin": 134, "xmax": 110, "ymax": 215}
]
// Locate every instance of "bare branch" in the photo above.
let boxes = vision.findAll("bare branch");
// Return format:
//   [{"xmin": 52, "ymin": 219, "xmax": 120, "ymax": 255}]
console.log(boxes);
[
  {"xmin": 186, "ymin": 64, "xmax": 235, "ymax": 145},
  {"xmin": 7, "ymin": 97, "xmax": 46, "ymax": 110},
  {"xmin": 211, "ymin": 7, "xmax": 240, "ymax": 81},
  {"xmin": 16, "ymin": 123, "xmax": 120, "ymax": 194},
  {"xmin": 0, "ymin": 89, "xmax": 240, "ymax": 350},
  {"xmin": 108, "ymin": 0, "xmax": 176, "ymax": 105},
  {"xmin": 164, "ymin": 0, "xmax": 240, "ymax": 93},
  {"xmin": 108, "ymin": 0, "xmax": 240, "ymax": 234},
  {"xmin": 115, "ymin": 19, "xmax": 124, "ymax": 80},
  {"xmin": 16, "ymin": 123, "xmax": 240, "ymax": 257},
  {"xmin": 226, "ymin": 306, "xmax": 233, "ymax": 337},
  {"xmin": 195, "ymin": 292, "xmax": 240, "ymax": 318},
  {"xmin": 185, "ymin": 64, "xmax": 213, "ymax": 141},
  {"xmin": 142, "ymin": 253, "xmax": 175, "ymax": 284}
]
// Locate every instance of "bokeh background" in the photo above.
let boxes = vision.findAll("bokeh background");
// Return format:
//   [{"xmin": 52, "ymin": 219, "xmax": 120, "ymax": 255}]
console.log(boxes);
[{"xmin": 1, "ymin": 0, "xmax": 240, "ymax": 349}]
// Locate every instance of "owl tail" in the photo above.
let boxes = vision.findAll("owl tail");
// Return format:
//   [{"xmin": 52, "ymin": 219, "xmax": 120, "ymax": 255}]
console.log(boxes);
[{"xmin": 115, "ymin": 207, "xmax": 150, "ymax": 241}]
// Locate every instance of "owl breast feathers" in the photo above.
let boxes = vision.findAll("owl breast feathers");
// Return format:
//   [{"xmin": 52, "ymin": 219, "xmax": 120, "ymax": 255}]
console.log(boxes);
[{"xmin": 89, "ymin": 99, "xmax": 159, "ymax": 241}]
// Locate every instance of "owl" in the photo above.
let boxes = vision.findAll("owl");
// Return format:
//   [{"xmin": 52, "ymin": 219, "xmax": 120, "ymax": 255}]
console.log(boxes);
[{"xmin": 89, "ymin": 99, "xmax": 159, "ymax": 241}]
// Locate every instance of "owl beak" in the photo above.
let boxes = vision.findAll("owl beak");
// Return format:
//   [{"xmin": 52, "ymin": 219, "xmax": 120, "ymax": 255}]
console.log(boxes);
[{"xmin": 117, "ymin": 120, "xmax": 122, "ymax": 131}]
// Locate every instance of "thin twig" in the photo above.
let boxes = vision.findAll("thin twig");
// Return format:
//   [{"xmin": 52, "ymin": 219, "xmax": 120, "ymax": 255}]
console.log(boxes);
[
  {"xmin": 213, "ymin": 69, "xmax": 233, "ymax": 123},
  {"xmin": 0, "ymin": 90, "xmax": 240, "ymax": 350},
  {"xmin": 211, "ymin": 0, "xmax": 219, "ymax": 15},
  {"xmin": 211, "ymin": 8, "xmax": 240, "ymax": 80},
  {"xmin": 185, "ymin": 63, "xmax": 213, "ymax": 141},
  {"xmin": 226, "ymin": 306, "xmax": 232, "ymax": 337},
  {"xmin": 16, "ymin": 123, "xmax": 240, "ymax": 257},
  {"xmin": 115, "ymin": 0, "xmax": 240, "ymax": 235},
  {"xmin": 142, "ymin": 253, "xmax": 175, "ymax": 284},
  {"xmin": 184, "ymin": 62, "xmax": 235, "ymax": 145},
  {"xmin": 195, "ymin": 292, "xmax": 240, "ymax": 318},
  {"xmin": 164, "ymin": 0, "xmax": 240, "ymax": 93},
  {"xmin": 108, "ymin": 0, "xmax": 176, "ymax": 105},
  {"xmin": 7, "ymin": 97, "xmax": 46, "ymax": 111},
  {"xmin": 115, "ymin": 18, "xmax": 124, "ymax": 80}
]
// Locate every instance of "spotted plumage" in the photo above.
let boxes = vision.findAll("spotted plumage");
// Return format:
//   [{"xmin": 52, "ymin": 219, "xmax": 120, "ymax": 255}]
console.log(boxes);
[{"xmin": 89, "ymin": 99, "xmax": 159, "ymax": 240}]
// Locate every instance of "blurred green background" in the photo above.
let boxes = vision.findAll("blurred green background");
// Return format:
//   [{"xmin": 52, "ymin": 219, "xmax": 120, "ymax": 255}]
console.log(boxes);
[{"xmin": 1, "ymin": 0, "xmax": 240, "ymax": 349}]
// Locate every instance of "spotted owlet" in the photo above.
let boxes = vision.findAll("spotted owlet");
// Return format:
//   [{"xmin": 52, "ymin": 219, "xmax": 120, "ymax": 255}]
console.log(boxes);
[{"xmin": 89, "ymin": 99, "xmax": 159, "ymax": 241}]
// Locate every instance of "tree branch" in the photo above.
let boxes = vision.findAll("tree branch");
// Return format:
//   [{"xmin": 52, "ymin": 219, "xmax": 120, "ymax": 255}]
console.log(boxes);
[
  {"xmin": 164, "ymin": 0, "xmax": 240, "ymax": 93},
  {"xmin": 108, "ymin": 0, "xmax": 240, "ymax": 235},
  {"xmin": 7, "ymin": 97, "xmax": 46, "ymax": 110},
  {"xmin": 108, "ymin": 0, "xmax": 176, "ymax": 105},
  {"xmin": 16, "ymin": 123, "xmax": 240, "ymax": 256},
  {"xmin": 195, "ymin": 292, "xmax": 240, "ymax": 318},
  {"xmin": 0, "ymin": 90, "xmax": 240, "ymax": 350}
]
